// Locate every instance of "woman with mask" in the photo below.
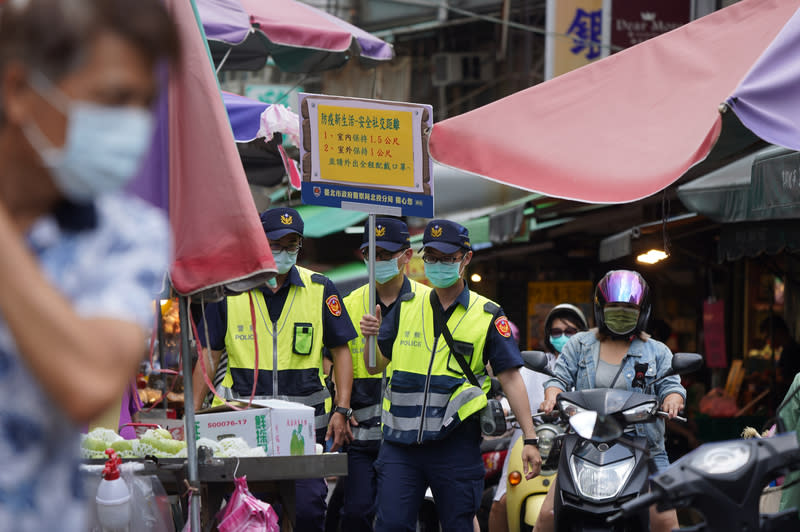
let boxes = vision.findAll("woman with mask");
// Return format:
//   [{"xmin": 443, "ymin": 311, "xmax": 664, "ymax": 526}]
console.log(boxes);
[
  {"xmin": 488, "ymin": 304, "xmax": 588, "ymax": 532},
  {"xmin": 0, "ymin": 0, "xmax": 178, "ymax": 528},
  {"xmin": 536, "ymin": 270, "xmax": 685, "ymax": 532}
]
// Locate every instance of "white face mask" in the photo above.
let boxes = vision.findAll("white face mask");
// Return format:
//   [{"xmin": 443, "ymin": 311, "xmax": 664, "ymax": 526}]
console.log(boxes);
[{"xmin": 23, "ymin": 72, "xmax": 154, "ymax": 202}]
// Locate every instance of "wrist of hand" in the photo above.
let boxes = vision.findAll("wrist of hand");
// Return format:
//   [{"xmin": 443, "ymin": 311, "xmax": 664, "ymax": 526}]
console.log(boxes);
[{"xmin": 523, "ymin": 437, "xmax": 539, "ymax": 447}]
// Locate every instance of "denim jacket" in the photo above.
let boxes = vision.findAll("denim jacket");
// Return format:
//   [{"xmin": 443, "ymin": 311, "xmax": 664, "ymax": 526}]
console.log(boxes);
[{"xmin": 543, "ymin": 330, "xmax": 686, "ymax": 457}]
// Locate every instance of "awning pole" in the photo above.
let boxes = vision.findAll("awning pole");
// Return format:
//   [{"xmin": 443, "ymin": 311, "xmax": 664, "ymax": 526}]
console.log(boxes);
[{"xmin": 179, "ymin": 295, "xmax": 201, "ymax": 531}]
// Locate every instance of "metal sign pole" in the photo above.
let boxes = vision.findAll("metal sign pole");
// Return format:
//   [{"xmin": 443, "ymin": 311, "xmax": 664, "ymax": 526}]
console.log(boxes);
[
  {"xmin": 368, "ymin": 214, "xmax": 377, "ymax": 367},
  {"xmin": 179, "ymin": 295, "xmax": 200, "ymax": 532}
]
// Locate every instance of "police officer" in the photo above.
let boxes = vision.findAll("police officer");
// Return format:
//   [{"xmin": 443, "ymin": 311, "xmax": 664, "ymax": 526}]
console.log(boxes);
[
  {"xmin": 361, "ymin": 219, "xmax": 541, "ymax": 532},
  {"xmin": 192, "ymin": 207, "xmax": 356, "ymax": 532},
  {"xmin": 340, "ymin": 217, "xmax": 430, "ymax": 531}
]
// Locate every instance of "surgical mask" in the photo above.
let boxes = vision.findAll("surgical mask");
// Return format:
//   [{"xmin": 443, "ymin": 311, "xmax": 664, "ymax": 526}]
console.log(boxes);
[
  {"xmin": 23, "ymin": 72, "xmax": 154, "ymax": 202},
  {"xmin": 267, "ymin": 277, "xmax": 278, "ymax": 289},
  {"xmin": 549, "ymin": 335, "xmax": 569, "ymax": 353},
  {"xmin": 424, "ymin": 261, "xmax": 462, "ymax": 288},
  {"xmin": 367, "ymin": 257, "xmax": 400, "ymax": 284},
  {"xmin": 273, "ymin": 250, "xmax": 298, "ymax": 274},
  {"xmin": 604, "ymin": 307, "xmax": 640, "ymax": 335}
]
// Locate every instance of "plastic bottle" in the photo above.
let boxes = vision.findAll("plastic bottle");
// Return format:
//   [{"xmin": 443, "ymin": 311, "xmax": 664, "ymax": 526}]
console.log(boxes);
[{"xmin": 96, "ymin": 449, "xmax": 131, "ymax": 532}]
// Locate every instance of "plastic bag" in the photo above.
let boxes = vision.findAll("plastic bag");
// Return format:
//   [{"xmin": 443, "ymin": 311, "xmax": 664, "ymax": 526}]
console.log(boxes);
[
  {"xmin": 121, "ymin": 469, "xmax": 174, "ymax": 532},
  {"xmin": 216, "ymin": 476, "xmax": 279, "ymax": 532},
  {"xmin": 85, "ymin": 464, "xmax": 173, "ymax": 532}
]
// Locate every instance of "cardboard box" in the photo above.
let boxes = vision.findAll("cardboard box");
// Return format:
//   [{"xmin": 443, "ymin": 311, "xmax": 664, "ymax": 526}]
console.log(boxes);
[{"xmin": 194, "ymin": 399, "xmax": 315, "ymax": 456}]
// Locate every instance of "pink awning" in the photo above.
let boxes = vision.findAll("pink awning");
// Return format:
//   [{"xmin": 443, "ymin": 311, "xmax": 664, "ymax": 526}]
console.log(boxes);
[
  {"xmin": 428, "ymin": 0, "xmax": 800, "ymax": 204},
  {"xmin": 166, "ymin": 0, "xmax": 275, "ymax": 297}
]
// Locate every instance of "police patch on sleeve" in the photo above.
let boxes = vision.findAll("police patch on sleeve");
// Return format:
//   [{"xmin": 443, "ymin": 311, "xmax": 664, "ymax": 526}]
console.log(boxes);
[
  {"xmin": 326, "ymin": 295, "xmax": 342, "ymax": 317},
  {"xmin": 494, "ymin": 316, "xmax": 512, "ymax": 338}
]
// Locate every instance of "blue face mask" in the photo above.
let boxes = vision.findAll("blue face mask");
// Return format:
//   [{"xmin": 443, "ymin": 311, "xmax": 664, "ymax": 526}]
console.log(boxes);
[
  {"xmin": 424, "ymin": 261, "xmax": 462, "ymax": 288},
  {"xmin": 24, "ymin": 73, "xmax": 154, "ymax": 203},
  {"xmin": 273, "ymin": 250, "xmax": 298, "ymax": 275},
  {"xmin": 367, "ymin": 257, "xmax": 400, "ymax": 284},
  {"xmin": 549, "ymin": 335, "xmax": 569, "ymax": 353}
]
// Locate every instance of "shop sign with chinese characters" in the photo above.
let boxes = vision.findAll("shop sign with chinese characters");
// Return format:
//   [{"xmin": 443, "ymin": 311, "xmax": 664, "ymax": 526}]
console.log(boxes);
[{"xmin": 299, "ymin": 93, "xmax": 433, "ymax": 218}]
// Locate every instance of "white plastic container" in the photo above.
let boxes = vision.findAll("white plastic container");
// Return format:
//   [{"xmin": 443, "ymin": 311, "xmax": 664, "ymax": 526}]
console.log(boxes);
[{"xmin": 96, "ymin": 450, "xmax": 131, "ymax": 532}]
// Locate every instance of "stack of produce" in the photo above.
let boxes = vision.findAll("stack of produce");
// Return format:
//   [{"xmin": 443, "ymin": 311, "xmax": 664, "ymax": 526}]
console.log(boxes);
[{"xmin": 81, "ymin": 428, "xmax": 266, "ymax": 459}]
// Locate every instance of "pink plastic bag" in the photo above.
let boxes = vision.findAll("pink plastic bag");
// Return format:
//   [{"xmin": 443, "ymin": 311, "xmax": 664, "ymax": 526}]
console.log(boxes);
[{"xmin": 217, "ymin": 476, "xmax": 279, "ymax": 532}]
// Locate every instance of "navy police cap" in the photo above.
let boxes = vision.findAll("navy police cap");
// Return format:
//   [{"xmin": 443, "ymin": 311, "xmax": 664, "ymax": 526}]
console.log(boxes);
[
  {"xmin": 360, "ymin": 217, "xmax": 410, "ymax": 252},
  {"xmin": 260, "ymin": 207, "xmax": 304, "ymax": 240},
  {"xmin": 422, "ymin": 219, "xmax": 471, "ymax": 254}
]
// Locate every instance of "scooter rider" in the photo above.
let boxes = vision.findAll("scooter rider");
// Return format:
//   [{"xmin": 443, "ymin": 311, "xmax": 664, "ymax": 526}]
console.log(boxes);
[
  {"xmin": 361, "ymin": 219, "xmax": 542, "ymax": 531},
  {"xmin": 339, "ymin": 217, "xmax": 430, "ymax": 531},
  {"xmin": 537, "ymin": 270, "xmax": 685, "ymax": 532},
  {"xmin": 488, "ymin": 304, "xmax": 589, "ymax": 532}
]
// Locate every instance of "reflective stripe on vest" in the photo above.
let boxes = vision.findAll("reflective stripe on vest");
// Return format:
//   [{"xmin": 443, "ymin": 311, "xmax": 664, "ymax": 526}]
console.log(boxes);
[
  {"xmin": 343, "ymin": 279, "xmax": 429, "ymax": 442},
  {"xmin": 220, "ymin": 266, "xmax": 331, "ymax": 429},
  {"xmin": 382, "ymin": 290, "xmax": 494, "ymax": 445}
]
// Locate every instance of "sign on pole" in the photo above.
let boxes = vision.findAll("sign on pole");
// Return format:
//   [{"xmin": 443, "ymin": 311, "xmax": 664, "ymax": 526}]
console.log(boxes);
[{"xmin": 298, "ymin": 93, "xmax": 434, "ymax": 218}]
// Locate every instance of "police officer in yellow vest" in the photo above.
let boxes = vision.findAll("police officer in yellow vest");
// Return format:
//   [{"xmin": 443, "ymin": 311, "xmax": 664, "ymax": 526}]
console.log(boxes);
[
  {"xmin": 339, "ymin": 217, "xmax": 430, "ymax": 532},
  {"xmin": 360, "ymin": 219, "xmax": 541, "ymax": 532},
  {"xmin": 192, "ymin": 207, "xmax": 357, "ymax": 532}
]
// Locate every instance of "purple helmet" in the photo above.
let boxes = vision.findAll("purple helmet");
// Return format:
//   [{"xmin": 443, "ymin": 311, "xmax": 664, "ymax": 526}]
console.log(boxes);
[{"xmin": 594, "ymin": 270, "xmax": 651, "ymax": 337}]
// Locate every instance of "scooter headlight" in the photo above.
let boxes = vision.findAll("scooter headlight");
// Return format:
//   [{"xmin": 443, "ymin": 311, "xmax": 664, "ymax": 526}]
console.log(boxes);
[
  {"xmin": 689, "ymin": 441, "xmax": 751, "ymax": 476},
  {"xmin": 557, "ymin": 398, "xmax": 587, "ymax": 418},
  {"xmin": 622, "ymin": 401, "xmax": 657, "ymax": 423},
  {"xmin": 535, "ymin": 426, "xmax": 557, "ymax": 460},
  {"xmin": 569, "ymin": 455, "xmax": 635, "ymax": 500}
]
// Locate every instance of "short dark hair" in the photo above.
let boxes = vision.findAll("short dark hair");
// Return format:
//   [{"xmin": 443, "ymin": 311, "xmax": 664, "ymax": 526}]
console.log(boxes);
[{"xmin": 0, "ymin": 0, "xmax": 179, "ymax": 83}]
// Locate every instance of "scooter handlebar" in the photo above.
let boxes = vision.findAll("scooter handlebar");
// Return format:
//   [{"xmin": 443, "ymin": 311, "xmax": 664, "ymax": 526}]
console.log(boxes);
[
  {"xmin": 656, "ymin": 411, "xmax": 687, "ymax": 422},
  {"xmin": 607, "ymin": 490, "xmax": 661, "ymax": 523}
]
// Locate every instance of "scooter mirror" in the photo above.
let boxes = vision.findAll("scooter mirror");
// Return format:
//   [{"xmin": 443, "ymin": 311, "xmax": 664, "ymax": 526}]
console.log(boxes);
[
  {"xmin": 671, "ymin": 353, "xmax": 704, "ymax": 375},
  {"xmin": 521, "ymin": 350, "xmax": 553, "ymax": 376},
  {"xmin": 570, "ymin": 411, "xmax": 623, "ymax": 443}
]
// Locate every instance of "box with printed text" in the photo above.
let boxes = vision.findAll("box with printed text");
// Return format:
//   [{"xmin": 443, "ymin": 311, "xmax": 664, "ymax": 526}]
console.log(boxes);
[{"xmin": 194, "ymin": 398, "xmax": 315, "ymax": 456}]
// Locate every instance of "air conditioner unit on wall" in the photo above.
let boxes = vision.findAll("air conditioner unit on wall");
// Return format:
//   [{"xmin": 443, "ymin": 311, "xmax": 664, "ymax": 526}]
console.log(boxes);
[{"xmin": 431, "ymin": 53, "xmax": 494, "ymax": 87}]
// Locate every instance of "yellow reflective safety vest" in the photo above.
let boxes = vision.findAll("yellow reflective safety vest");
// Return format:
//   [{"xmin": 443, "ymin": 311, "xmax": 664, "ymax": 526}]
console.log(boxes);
[
  {"xmin": 219, "ymin": 266, "xmax": 331, "ymax": 432},
  {"xmin": 343, "ymin": 278, "xmax": 429, "ymax": 443},
  {"xmin": 382, "ymin": 288, "xmax": 496, "ymax": 445}
]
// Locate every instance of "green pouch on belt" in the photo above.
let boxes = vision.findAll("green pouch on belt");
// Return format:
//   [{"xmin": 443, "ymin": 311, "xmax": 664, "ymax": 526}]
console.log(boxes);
[{"xmin": 293, "ymin": 323, "xmax": 313, "ymax": 355}]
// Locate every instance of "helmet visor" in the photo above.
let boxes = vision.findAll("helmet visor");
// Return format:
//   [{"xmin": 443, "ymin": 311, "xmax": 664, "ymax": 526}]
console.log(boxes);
[{"xmin": 598, "ymin": 271, "xmax": 647, "ymax": 307}]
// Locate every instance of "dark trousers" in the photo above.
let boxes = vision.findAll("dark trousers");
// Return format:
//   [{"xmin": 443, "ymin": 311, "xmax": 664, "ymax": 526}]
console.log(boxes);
[
  {"xmin": 373, "ymin": 435, "xmax": 484, "ymax": 532},
  {"xmin": 294, "ymin": 478, "xmax": 328, "ymax": 532},
  {"xmin": 341, "ymin": 445, "xmax": 380, "ymax": 531}
]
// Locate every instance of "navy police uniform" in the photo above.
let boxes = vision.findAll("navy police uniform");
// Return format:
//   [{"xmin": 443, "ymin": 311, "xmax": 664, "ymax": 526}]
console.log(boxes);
[
  {"xmin": 198, "ymin": 208, "xmax": 357, "ymax": 532},
  {"xmin": 373, "ymin": 220, "xmax": 524, "ymax": 532}
]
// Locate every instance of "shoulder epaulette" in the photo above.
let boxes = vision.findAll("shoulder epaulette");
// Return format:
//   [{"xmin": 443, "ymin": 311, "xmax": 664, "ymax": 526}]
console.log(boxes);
[
  {"xmin": 483, "ymin": 301, "xmax": 500, "ymax": 315},
  {"xmin": 400, "ymin": 291, "xmax": 416, "ymax": 302},
  {"xmin": 310, "ymin": 273, "xmax": 327, "ymax": 285}
]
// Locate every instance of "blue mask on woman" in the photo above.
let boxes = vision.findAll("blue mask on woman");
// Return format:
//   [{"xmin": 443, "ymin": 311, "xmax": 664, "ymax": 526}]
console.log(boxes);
[
  {"xmin": 549, "ymin": 335, "xmax": 569, "ymax": 353},
  {"xmin": 424, "ymin": 262, "xmax": 461, "ymax": 288},
  {"xmin": 23, "ymin": 72, "xmax": 154, "ymax": 203}
]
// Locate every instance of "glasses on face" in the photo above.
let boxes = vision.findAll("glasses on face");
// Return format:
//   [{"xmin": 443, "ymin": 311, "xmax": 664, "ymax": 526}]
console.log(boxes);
[
  {"xmin": 422, "ymin": 254, "xmax": 464, "ymax": 265},
  {"xmin": 550, "ymin": 327, "xmax": 578, "ymax": 338},
  {"xmin": 269, "ymin": 242, "xmax": 301, "ymax": 254},
  {"xmin": 361, "ymin": 249, "xmax": 401, "ymax": 261}
]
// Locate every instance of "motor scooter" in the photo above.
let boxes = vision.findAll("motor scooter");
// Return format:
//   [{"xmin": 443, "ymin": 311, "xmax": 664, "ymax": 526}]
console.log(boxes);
[
  {"xmin": 522, "ymin": 350, "xmax": 703, "ymax": 531},
  {"xmin": 504, "ymin": 411, "xmax": 566, "ymax": 531},
  {"xmin": 611, "ymin": 383, "xmax": 800, "ymax": 531}
]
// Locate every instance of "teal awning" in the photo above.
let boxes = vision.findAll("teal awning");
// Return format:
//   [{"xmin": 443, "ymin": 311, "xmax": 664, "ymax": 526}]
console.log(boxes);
[
  {"xmin": 294, "ymin": 205, "xmax": 368, "ymax": 238},
  {"xmin": 678, "ymin": 145, "xmax": 800, "ymax": 222}
]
